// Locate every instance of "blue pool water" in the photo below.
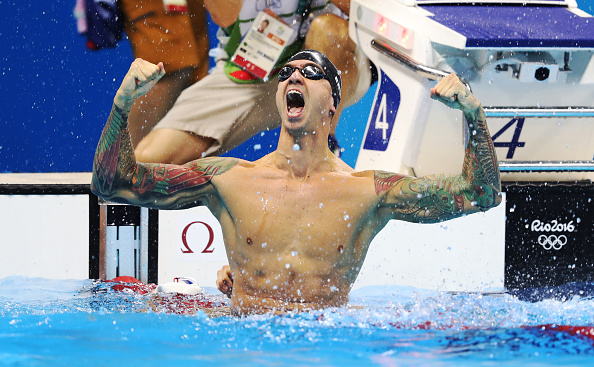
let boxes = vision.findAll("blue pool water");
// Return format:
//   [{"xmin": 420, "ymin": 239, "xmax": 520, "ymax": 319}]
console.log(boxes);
[{"xmin": 1, "ymin": 277, "xmax": 593, "ymax": 366}]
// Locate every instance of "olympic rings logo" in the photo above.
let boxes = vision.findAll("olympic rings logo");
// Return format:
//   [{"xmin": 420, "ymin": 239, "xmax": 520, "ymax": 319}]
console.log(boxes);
[{"xmin": 538, "ymin": 234, "xmax": 568, "ymax": 251}]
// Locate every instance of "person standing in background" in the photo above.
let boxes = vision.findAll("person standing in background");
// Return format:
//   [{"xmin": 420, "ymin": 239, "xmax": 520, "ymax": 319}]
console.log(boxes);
[
  {"xmin": 133, "ymin": 0, "xmax": 374, "ymax": 164},
  {"xmin": 119, "ymin": 0, "xmax": 211, "ymax": 146}
]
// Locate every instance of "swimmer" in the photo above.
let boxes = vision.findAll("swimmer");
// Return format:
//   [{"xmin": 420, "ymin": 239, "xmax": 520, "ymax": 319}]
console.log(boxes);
[{"xmin": 92, "ymin": 50, "xmax": 502, "ymax": 315}]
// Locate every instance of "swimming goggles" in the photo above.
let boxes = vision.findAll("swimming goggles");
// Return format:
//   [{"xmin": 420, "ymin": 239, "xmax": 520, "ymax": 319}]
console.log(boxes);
[{"xmin": 278, "ymin": 64, "xmax": 327, "ymax": 82}]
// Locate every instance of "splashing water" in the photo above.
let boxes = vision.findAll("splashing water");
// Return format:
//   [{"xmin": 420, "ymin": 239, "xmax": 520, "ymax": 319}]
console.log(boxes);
[{"xmin": 1, "ymin": 277, "xmax": 593, "ymax": 366}]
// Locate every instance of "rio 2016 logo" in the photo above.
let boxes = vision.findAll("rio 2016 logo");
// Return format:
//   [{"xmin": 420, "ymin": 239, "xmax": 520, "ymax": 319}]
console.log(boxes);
[
  {"xmin": 531, "ymin": 219, "xmax": 575, "ymax": 232},
  {"xmin": 531, "ymin": 219, "xmax": 575, "ymax": 251}
]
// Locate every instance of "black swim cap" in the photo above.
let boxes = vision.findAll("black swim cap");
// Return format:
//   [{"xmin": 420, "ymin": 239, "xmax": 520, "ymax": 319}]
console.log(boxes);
[{"xmin": 286, "ymin": 50, "xmax": 342, "ymax": 110}]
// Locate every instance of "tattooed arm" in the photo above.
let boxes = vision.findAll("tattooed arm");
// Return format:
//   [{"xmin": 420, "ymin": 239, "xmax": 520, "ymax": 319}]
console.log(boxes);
[
  {"xmin": 91, "ymin": 59, "xmax": 237, "ymax": 210},
  {"xmin": 375, "ymin": 74, "xmax": 502, "ymax": 223}
]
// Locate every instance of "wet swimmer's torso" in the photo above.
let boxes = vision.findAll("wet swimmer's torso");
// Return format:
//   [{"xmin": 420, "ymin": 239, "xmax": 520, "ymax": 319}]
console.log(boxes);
[
  {"xmin": 209, "ymin": 154, "xmax": 386, "ymax": 314},
  {"xmin": 92, "ymin": 52, "xmax": 501, "ymax": 316}
]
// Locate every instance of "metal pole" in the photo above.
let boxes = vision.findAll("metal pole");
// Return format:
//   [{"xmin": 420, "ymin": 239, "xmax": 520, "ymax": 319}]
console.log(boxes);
[
  {"xmin": 499, "ymin": 161, "xmax": 594, "ymax": 172},
  {"xmin": 371, "ymin": 39, "xmax": 594, "ymax": 118},
  {"xmin": 485, "ymin": 107, "xmax": 594, "ymax": 118}
]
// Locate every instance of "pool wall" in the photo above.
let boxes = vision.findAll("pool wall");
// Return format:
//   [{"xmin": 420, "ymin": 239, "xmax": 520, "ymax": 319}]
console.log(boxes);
[{"xmin": 0, "ymin": 173, "xmax": 505, "ymax": 291}]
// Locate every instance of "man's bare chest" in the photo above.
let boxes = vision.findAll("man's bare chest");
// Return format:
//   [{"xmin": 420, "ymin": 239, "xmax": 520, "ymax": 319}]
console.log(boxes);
[{"xmin": 218, "ymin": 173, "xmax": 377, "ymax": 239}]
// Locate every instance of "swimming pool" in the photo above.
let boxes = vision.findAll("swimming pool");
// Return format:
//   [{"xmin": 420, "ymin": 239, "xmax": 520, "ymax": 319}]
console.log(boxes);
[{"xmin": 1, "ymin": 276, "xmax": 593, "ymax": 366}]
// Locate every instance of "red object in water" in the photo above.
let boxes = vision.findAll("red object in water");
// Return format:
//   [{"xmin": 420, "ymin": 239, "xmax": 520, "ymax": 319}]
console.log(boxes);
[
  {"xmin": 105, "ymin": 277, "xmax": 216, "ymax": 313},
  {"xmin": 106, "ymin": 276, "xmax": 156, "ymax": 294},
  {"xmin": 156, "ymin": 293, "xmax": 215, "ymax": 315},
  {"xmin": 110, "ymin": 276, "xmax": 141, "ymax": 283},
  {"xmin": 533, "ymin": 324, "xmax": 594, "ymax": 344}
]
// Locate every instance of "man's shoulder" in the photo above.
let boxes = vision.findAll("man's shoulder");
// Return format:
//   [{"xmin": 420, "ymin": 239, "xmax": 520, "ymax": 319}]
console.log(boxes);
[
  {"xmin": 351, "ymin": 170, "xmax": 413, "ymax": 192},
  {"xmin": 352, "ymin": 169, "xmax": 412, "ymax": 180},
  {"xmin": 186, "ymin": 157, "xmax": 254, "ymax": 175},
  {"xmin": 350, "ymin": 170, "xmax": 375, "ymax": 179}
]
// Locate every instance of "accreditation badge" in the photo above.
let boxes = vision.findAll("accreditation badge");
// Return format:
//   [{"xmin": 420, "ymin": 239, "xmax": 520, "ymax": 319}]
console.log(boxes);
[
  {"xmin": 231, "ymin": 9, "xmax": 295, "ymax": 81},
  {"xmin": 163, "ymin": 0, "xmax": 187, "ymax": 14}
]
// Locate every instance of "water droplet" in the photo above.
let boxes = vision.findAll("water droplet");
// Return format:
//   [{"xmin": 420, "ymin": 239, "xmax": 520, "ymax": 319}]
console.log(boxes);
[{"xmin": 292, "ymin": 144, "xmax": 300, "ymax": 151}]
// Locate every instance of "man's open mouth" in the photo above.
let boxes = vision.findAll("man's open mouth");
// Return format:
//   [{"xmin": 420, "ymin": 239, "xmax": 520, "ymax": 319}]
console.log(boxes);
[{"xmin": 286, "ymin": 90, "xmax": 305, "ymax": 118}]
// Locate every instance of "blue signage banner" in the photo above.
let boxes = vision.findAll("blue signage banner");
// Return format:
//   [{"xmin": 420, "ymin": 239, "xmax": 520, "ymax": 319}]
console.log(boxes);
[{"xmin": 362, "ymin": 71, "xmax": 401, "ymax": 152}]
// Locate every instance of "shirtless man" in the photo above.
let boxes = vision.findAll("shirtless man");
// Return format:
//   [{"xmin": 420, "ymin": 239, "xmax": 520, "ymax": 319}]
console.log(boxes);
[{"xmin": 92, "ymin": 51, "xmax": 502, "ymax": 315}]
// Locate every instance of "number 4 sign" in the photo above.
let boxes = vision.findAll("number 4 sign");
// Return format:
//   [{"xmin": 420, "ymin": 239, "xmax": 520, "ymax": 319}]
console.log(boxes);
[
  {"xmin": 491, "ymin": 117, "xmax": 526, "ymax": 159},
  {"xmin": 363, "ymin": 70, "xmax": 401, "ymax": 152}
]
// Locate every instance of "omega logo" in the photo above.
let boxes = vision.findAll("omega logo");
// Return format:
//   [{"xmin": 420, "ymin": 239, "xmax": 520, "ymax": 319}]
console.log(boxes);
[{"xmin": 181, "ymin": 221, "xmax": 215, "ymax": 254}]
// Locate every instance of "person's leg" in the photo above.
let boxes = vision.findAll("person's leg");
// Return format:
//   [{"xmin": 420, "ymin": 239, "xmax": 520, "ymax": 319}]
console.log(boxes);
[
  {"xmin": 134, "ymin": 61, "xmax": 280, "ymax": 164},
  {"xmin": 128, "ymin": 67, "xmax": 194, "ymax": 147},
  {"xmin": 135, "ymin": 128, "xmax": 214, "ymax": 164}
]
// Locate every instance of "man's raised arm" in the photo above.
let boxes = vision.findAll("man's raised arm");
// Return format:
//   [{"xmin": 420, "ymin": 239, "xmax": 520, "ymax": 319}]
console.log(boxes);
[
  {"xmin": 91, "ymin": 59, "xmax": 236, "ymax": 210},
  {"xmin": 376, "ymin": 74, "xmax": 502, "ymax": 223}
]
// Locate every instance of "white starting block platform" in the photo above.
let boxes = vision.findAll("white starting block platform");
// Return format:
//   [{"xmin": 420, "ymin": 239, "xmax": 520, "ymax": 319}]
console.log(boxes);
[{"xmin": 350, "ymin": 0, "xmax": 594, "ymax": 182}]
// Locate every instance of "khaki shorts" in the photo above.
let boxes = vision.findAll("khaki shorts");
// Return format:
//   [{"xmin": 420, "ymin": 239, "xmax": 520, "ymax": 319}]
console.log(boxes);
[
  {"xmin": 154, "ymin": 48, "xmax": 374, "ymax": 157},
  {"xmin": 120, "ymin": 0, "xmax": 209, "ymax": 76},
  {"xmin": 154, "ymin": 61, "xmax": 281, "ymax": 156}
]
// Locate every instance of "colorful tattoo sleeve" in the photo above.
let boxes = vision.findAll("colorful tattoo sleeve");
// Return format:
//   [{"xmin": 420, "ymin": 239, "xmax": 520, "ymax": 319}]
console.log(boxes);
[
  {"xmin": 92, "ymin": 105, "xmax": 134, "ymax": 195},
  {"xmin": 374, "ymin": 106, "xmax": 501, "ymax": 222},
  {"xmin": 374, "ymin": 171, "xmax": 406, "ymax": 195},
  {"xmin": 92, "ymin": 104, "xmax": 236, "ymax": 208},
  {"xmin": 130, "ymin": 158, "xmax": 236, "ymax": 196},
  {"xmin": 461, "ymin": 107, "xmax": 501, "ymax": 210}
]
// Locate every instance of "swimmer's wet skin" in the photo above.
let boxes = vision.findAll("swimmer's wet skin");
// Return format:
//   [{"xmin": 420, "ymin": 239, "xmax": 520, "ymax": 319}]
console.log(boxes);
[{"xmin": 91, "ymin": 51, "xmax": 502, "ymax": 315}]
